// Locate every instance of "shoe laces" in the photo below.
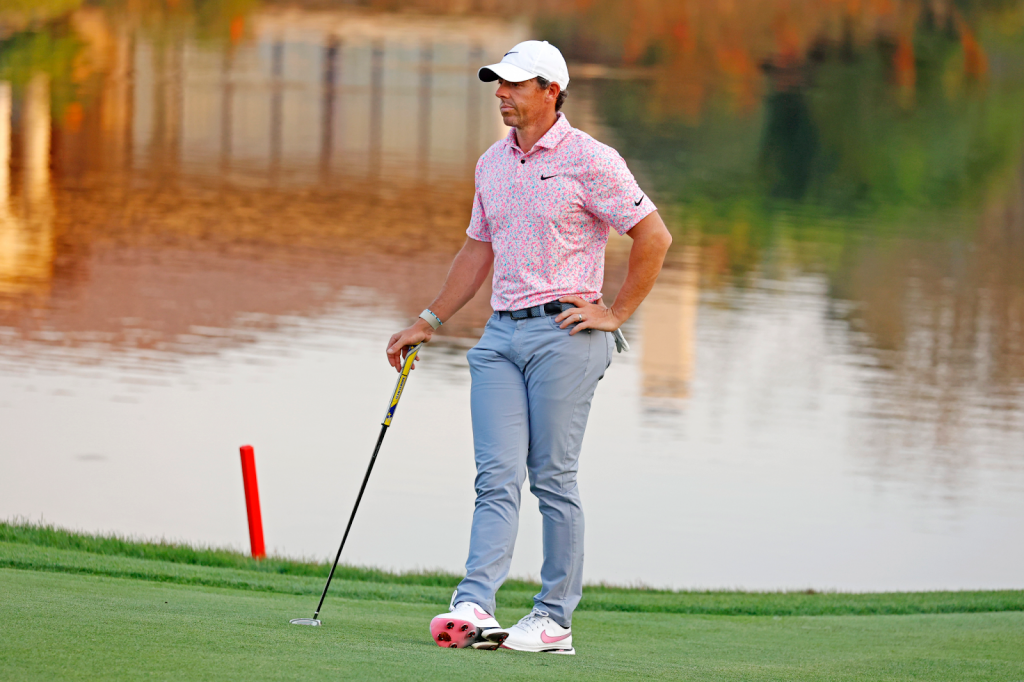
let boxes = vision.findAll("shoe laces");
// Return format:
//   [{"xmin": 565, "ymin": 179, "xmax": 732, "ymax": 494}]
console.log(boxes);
[{"xmin": 515, "ymin": 608, "xmax": 551, "ymax": 632}]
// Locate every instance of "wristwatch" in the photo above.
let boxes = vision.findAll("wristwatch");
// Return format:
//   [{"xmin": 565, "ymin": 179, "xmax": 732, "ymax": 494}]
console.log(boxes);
[{"xmin": 419, "ymin": 309, "xmax": 443, "ymax": 330}]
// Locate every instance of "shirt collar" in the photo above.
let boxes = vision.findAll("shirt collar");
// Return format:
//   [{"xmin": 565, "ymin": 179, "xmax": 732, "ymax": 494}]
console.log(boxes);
[{"xmin": 504, "ymin": 112, "xmax": 571, "ymax": 153}]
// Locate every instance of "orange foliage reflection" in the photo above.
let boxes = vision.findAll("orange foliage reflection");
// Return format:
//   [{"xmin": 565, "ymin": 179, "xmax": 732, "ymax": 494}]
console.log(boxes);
[{"xmin": 542, "ymin": 0, "xmax": 991, "ymax": 118}]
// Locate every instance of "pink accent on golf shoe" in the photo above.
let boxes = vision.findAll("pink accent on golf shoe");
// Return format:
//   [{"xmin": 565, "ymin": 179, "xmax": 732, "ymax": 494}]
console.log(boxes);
[
  {"xmin": 474, "ymin": 608, "xmax": 492, "ymax": 620},
  {"xmin": 429, "ymin": 617, "xmax": 478, "ymax": 649},
  {"xmin": 540, "ymin": 631, "xmax": 572, "ymax": 644}
]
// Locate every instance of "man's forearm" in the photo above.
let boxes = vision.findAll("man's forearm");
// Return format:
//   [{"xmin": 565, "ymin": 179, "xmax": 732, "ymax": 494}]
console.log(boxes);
[
  {"xmin": 609, "ymin": 212, "xmax": 673, "ymax": 324},
  {"xmin": 386, "ymin": 238, "xmax": 492, "ymax": 368},
  {"xmin": 424, "ymin": 238, "xmax": 494, "ymax": 323}
]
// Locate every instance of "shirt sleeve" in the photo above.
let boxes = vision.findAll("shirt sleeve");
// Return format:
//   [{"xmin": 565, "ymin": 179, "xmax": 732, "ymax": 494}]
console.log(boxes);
[
  {"xmin": 466, "ymin": 158, "xmax": 491, "ymax": 242},
  {"xmin": 583, "ymin": 145, "xmax": 657, "ymax": 235},
  {"xmin": 465, "ymin": 189, "xmax": 491, "ymax": 242}
]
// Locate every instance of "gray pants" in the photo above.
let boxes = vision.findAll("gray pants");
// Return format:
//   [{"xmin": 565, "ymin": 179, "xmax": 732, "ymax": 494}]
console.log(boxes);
[{"xmin": 454, "ymin": 309, "xmax": 612, "ymax": 627}]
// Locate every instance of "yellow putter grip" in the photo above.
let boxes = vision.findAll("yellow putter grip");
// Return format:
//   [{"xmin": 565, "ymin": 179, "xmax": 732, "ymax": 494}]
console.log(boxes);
[{"xmin": 382, "ymin": 343, "xmax": 422, "ymax": 426}]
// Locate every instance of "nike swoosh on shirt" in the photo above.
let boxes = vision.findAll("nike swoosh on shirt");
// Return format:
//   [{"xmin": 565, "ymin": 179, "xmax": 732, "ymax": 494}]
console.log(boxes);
[
  {"xmin": 540, "ymin": 631, "xmax": 572, "ymax": 644},
  {"xmin": 634, "ymin": 194, "xmax": 644, "ymax": 206},
  {"xmin": 540, "ymin": 174, "xmax": 558, "ymax": 180}
]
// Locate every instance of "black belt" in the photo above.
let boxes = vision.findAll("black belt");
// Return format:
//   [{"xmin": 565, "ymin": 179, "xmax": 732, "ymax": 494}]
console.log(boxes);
[{"xmin": 498, "ymin": 300, "xmax": 573, "ymax": 319}]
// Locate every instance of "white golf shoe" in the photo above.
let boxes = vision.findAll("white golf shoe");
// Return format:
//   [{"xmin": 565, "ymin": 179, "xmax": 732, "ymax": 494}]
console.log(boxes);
[
  {"xmin": 429, "ymin": 591, "xmax": 503, "ymax": 649},
  {"xmin": 486, "ymin": 608, "xmax": 575, "ymax": 654}
]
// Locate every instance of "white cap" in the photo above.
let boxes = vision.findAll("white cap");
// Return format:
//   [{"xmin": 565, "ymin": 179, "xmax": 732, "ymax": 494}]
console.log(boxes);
[{"xmin": 478, "ymin": 40, "xmax": 570, "ymax": 91}]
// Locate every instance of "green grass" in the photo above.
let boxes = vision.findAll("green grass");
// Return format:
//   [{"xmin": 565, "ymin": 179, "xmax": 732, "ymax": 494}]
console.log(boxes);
[
  {"xmin": 0, "ymin": 519, "xmax": 468, "ymax": 585},
  {"xmin": 4, "ymin": 520, "xmax": 1024, "ymax": 616},
  {"xmin": 2, "ymin": 522, "xmax": 1023, "ymax": 680},
  {"xmin": 2, "ymin": 569, "xmax": 1022, "ymax": 681}
]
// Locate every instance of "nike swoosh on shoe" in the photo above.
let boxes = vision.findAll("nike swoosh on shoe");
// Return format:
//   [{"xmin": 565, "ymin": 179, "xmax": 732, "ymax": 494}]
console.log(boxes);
[
  {"xmin": 540, "ymin": 631, "xmax": 571, "ymax": 643},
  {"xmin": 474, "ymin": 608, "xmax": 492, "ymax": 620}
]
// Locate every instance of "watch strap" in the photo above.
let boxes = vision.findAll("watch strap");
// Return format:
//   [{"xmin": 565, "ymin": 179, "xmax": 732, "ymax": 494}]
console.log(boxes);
[{"xmin": 419, "ymin": 309, "xmax": 442, "ymax": 330}]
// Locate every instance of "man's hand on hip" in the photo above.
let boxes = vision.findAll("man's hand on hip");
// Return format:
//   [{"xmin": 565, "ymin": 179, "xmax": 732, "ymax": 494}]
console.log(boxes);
[
  {"xmin": 555, "ymin": 295, "xmax": 623, "ymax": 335},
  {"xmin": 386, "ymin": 319, "xmax": 434, "ymax": 372},
  {"xmin": 556, "ymin": 214, "xmax": 672, "ymax": 336}
]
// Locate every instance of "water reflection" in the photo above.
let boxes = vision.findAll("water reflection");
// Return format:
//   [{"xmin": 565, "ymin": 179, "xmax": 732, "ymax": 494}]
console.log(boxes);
[
  {"xmin": 130, "ymin": 9, "xmax": 517, "ymax": 186},
  {"xmin": 839, "ymin": 167, "xmax": 1024, "ymax": 483},
  {"xmin": 641, "ymin": 246, "xmax": 699, "ymax": 400},
  {"xmin": 0, "ymin": 1, "xmax": 1022, "ymax": 591},
  {"xmin": 0, "ymin": 75, "xmax": 54, "ymax": 302},
  {"xmin": 586, "ymin": 0, "xmax": 1024, "ymax": 491},
  {"xmin": 0, "ymin": 6, "xmax": 523, "ymax": 350}
]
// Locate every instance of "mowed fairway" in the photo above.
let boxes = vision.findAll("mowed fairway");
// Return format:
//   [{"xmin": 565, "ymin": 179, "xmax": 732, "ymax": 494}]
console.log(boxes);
[{"xmin": 2, "ymin": 568, "xmax": 1023, "ymax": 681}]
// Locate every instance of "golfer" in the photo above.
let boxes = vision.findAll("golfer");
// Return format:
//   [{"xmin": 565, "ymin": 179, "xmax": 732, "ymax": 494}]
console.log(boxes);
[{"xmin": 386, "ymin": 40, "xmax": 672, "ymax": 654}]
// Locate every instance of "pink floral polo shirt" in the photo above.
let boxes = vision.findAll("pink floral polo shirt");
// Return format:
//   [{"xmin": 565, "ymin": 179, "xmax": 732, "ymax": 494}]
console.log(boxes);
[{"xmin": 467, "ymin": 113, "xmax": 657, "ymax": 311}]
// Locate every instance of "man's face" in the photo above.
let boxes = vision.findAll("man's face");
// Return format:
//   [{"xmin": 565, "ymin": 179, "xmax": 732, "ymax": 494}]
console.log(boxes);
[{"xmin": 495, "ymin": 77, "xmax": 557, "ymax": 128}]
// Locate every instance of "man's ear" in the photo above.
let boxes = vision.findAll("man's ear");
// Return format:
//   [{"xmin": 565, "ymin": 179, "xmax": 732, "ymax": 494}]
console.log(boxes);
[{"xmin": 548, "ymin": 82, "xmax": 561, "ymax": 103}]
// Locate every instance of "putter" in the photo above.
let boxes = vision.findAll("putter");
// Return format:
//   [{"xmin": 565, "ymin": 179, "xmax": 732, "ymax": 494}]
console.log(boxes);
[{"xmin": 290, "ymin": 342, "xmax": 424, "ymax": 627}]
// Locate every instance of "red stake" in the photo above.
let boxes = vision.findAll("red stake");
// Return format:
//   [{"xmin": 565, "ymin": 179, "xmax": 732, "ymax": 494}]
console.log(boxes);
[{"xmin": 239, "ymin": 445, "xmax": 266, "ymax": 559}]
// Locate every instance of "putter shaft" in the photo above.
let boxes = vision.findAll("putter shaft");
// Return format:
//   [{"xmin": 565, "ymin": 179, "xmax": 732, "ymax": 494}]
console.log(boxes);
[
  {"xmin": 312, "ymin": 424, "xmax": 388, "ymax": 619},
  {"xmin": 310, "ymin": 343, "xmax": 422, "ymax": 620}
]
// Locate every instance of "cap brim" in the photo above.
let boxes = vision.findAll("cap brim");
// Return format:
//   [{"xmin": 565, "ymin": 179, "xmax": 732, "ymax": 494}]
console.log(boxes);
[{"xmin": 478, "ymin": 62, "xmax": 537, "ymax": 84}]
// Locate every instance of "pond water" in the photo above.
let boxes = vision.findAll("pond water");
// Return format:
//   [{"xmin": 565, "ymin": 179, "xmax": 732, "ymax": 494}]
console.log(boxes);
[{"xmin": 1, "ymin": 1, "xmax": 1023, "ymax": 591}]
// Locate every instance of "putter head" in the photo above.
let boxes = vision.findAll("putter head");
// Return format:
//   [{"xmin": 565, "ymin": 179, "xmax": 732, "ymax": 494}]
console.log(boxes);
[{"xmin": 290, "ymin": 618, "xmax": 322, "ymax": 626}]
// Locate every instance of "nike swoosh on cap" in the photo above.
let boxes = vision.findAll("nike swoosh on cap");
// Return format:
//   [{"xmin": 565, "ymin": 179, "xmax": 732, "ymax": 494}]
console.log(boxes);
[
  {"xmin": 540, "ymin": 630, "xmax": 572, "ymax": 644},
  {"xmin": 504, "ymin": 51, "xmax": 518, "ymax": 56}
]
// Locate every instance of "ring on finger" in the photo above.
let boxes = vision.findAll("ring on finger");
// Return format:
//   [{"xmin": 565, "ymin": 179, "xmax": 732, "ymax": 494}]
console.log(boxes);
[{"xmin": 577, "ymin": 313, "xmax": 584, "ymax": 322}]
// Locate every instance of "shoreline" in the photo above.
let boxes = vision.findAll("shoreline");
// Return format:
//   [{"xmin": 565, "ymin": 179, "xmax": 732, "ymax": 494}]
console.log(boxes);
[{"xmin": 4, "ymin": 520, "xmax": 1021, "ymax": 617}]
